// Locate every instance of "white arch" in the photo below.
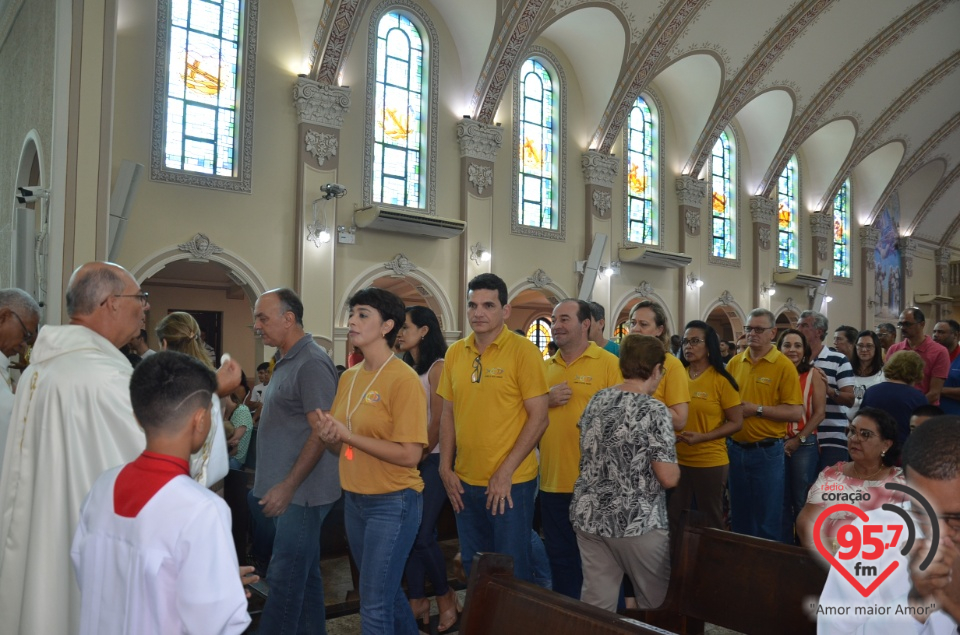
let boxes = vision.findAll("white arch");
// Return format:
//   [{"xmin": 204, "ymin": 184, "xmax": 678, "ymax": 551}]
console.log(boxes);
[
  {"xmin": 701, "ymin": 293, "xmax": 747, "ymax": 333},
  {"xmin": 13, "ymin": 131, "xmax": 47, "ymax": 306},
  {"xmin": 611, "ymin": 288, "xmax": 677, "ymax": 337},
  {"xmin": 506, "ymin": 274, "xmax": 569, "ymax": 307},
  {"xmin": 336, "ymin": 264, "xmax": 455, "ymax": 332}
]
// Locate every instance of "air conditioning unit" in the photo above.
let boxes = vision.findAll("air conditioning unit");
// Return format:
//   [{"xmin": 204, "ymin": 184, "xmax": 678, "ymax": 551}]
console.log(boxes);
[
  {"xmin": 618, "ymin": 246, "xmax": 692, "ymax": 269},
  {"xmin": 353, "ymin": 206, "xmax": 465, "ymax": 239},
  {"xmin": 914, "ymin": 294, "xmax": 953, "ymax": 305},
  {"xmin": 773, "ymin": 270, "xmax": 827, "ymax": 288}
]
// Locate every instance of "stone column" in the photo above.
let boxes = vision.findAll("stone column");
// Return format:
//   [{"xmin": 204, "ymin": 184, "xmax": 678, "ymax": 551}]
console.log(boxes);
[
  {"xmin": 457, "ymin": 117, "xmax": 503, "ymax": 327},
  {"xmin": 750, "ymin": 196, "xmax": 776, "ymax": 309},
  {"xmin": 580, "ymin": 151, "xmax": 618, "ymax": 305},
  {"xmin": 859, "ymin": 226, "xmax": 879, "ymax": 328},
  {"xmin": 809, "ymin": 211, "xmax": 833, "ymax": 278},
  {"xmin": 936, "ymin": 248, "xmax": 954, "ymax": 321},
  {"xmin": 900, "ymin": 237, "xmax": 918, "ymax": 316},
  {"xmin": 677, "ymin": 176, "xmax": 707, "ymax": 326},
  {"xmin": 293, "ymin": 78, "xmax": 351, "ymax": 344}
]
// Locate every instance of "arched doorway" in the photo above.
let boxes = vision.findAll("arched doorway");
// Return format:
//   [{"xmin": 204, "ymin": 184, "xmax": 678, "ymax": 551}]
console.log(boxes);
[
  {"xmin": 12, "ymin": 132, "xmax": 45, "ymax": 305},
  {"xmin": 612, "ymin": 288, "xmax": 678, "ymax": 344},
  {"xmin": 702, "ymin": 293, "xmax": 746, "ymax": 344},
  {"xmin": 509, "ymin": 288, "xmax": 556, "ymax": 359}
]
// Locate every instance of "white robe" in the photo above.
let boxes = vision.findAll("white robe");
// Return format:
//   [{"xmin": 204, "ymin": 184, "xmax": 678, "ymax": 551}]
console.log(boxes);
[
  {"xmin": 71, "ymin": 467, "xmax": 250, "ymax": 635},
  {"xmin": 0, "ymin": 358, "xmax": 17, "ymax": 477},
  {"xmin": 0, "ymin": 325, "xmax": 144, "ymax": 635}
]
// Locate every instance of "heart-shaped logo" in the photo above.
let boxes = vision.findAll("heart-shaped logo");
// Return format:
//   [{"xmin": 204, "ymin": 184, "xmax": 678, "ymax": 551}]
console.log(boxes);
[{"xmin": 813, "ymin": 503, "xmax": 899, "ymax": 597}]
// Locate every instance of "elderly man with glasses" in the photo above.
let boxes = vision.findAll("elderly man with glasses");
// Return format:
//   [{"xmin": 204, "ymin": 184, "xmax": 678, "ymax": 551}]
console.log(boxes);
[
  {"xmin": 887, "ymin": 307, "xmax": 951, "ymax": 405},
  {"xmin": 0, "ymin": 288, "xmax": 41, "ymax": 476}
]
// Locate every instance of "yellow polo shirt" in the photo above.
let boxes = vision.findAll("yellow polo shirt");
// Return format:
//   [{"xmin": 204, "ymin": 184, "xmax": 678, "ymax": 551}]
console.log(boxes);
[
  {"xmin": 676, "ymin": 367, "xmax": 741, "ymax": 467},
  {"xmin": 726, "ymin": 347, "xmax": 802, "ymax": 443},
  {"xmin": 438, "ymin": 326, "xmax": 549, "ymax": 486},
  {"xmin": 541, "ymin": 343, "xmax": 622, "ymax": 493},
  {"xmin": 653, "ymin": 353, "xmax": 691, "ymax": 408}
]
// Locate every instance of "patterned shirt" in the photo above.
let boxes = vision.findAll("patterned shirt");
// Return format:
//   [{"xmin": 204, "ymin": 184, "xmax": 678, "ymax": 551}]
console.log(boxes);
[
  {"xmin": 812, "ymin": 346, "xmax": 854, "ymax": 451},
  {"xmin": 570, "ymin": 389, "xmax": 677, "ymax": 538}
]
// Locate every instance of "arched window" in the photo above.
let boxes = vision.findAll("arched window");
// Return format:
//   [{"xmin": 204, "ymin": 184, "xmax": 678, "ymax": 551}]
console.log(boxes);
[
  {"xmin": 512, "ymin": 48, "xmax": 565, "ymax": 240},
  {"xmin": 833, "ymin": 180, "xmax": 851, "ymax": 278},
  {"xmin": 777, "ymin": 156, "xmax": 799, "ymax": 269},
  {"xmin": 526, "ymin": 317, "xmax": 553, "ymax": 359},
  {"xmin": 613, "ymin": 321, "xmax": 629, "ymax": 343},
  {"xmin": 625, "ymin": 96, "xmax": 657, "ymax": 245},
  {"xmin": 152, "ymin": 0, "xmax": 258, "ymax": 191},
  {"xmin": 372, "ymin": 12, "xmax": 425, "ymax": 209},
  {"xmin": 710, "ymin": 131, "xmax": 736, "ymax": 260}
]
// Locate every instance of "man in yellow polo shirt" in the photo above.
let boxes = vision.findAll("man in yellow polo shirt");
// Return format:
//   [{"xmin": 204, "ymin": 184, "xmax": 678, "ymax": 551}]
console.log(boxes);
[
  {"xmin": 437, "ymin": 273, "xmax": 549, "ymax": 583},
  {"xmin": 725, "ymin": 308, "xmax": 803, "ymax": 542},
  {"xmin": 541, "ymin": 299, "xmax": 621, "ymax": 599},
  {"xmin": 629, "ymin": 300, "xmax": 689, "ymax": 430}
]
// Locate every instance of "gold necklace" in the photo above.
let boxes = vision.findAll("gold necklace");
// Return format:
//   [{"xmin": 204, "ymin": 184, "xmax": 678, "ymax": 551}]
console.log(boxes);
[
  {"xmin": 688, "ymin": 365, "xmax": 708, "ymax": 380},
  {"xmin": 850, "ymin": 462, "xmax": 886, "ymax": 481}
]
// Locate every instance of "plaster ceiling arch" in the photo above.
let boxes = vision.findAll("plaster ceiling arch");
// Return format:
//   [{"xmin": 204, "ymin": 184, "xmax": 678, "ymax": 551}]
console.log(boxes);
[
  {"xmin": 650, "ymin": 52, "xmax": 723, "ymax": 174},
  {"xmin": 729, "ymin": 88, "xmax": 794, "ymax": 196},
  {"xmin": 851, "ymin": 140, "xmax": 905, "ymax": 226},
  {"xmin": 908, "ymin": 163, "xmax": 960, "ymax": 243},
  {"xmin": 796, "ymin": 118, "xmax": 856, "ymax": 211},
  {"xmin": 539, "ymin": 6, "xmax": 625, "ymax": 146},
  {"xmin": 426, "ymin": 0, "xmax": 495, "ymax": 104},
  {"xmin": 897, "ymin": 159, "xmax": 947, "ymax": 236}
]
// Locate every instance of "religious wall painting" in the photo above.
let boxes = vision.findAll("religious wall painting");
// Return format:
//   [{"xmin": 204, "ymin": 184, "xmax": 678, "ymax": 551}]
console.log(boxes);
[{"xmin": 873, "ymin": 196, "xmax": 902, "ymax": 320}]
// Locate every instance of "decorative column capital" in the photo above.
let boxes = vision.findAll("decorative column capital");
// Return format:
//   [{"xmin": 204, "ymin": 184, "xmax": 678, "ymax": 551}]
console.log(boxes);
[
  {"xmin": 898, "ymin": 237, "xmax": 919, "ymax": 255},
  {"xmin": 859, "ymin": 226, "xmax": 880, "ymax": 251},
  {"xmin": 580, "ymin": 151, "xmax": 619, "ymax": 187},
  {"xmin": 935, "ymin": 247, "xmax": 952, "ymax": 267},
  {"xmin": 456, "ymin": 118, "xmax": 503, "ymax": 161},
  {"xmin": 675, "ymin": 175, "xmax": 707, "ymax": 208},
  {"xmin": 809, "ymin": 212, "xmax": 832, "ymax": 239},
  {"xmin": 749, "ymin": 195, "xmax": 776, "ymax": 225},
  {"xmin": 684, "ymin": 209, "xmax": 701, "ymax": 236},
  {"xmin": 293, "ymin": 78, "xmax": 352, "ymax": 128}
]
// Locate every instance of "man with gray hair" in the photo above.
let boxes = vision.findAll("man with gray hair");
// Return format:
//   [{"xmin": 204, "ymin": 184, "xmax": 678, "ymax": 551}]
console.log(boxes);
[
  {"xmin": 0, "ymin": 288, "xmax": 41, "ymax": 475},
  {"xmin": 0, "ymin": 263, "xmax": 151, "ymax": 635}
]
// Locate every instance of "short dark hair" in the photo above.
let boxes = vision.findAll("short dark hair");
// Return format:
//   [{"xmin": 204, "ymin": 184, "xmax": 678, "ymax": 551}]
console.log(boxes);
[
  {"xmin": 902, "ymin": 415, "xmax": 960, "ymax": 480},
  {"xmin": 835, "ymin": 325, "xmax": 858, "ymax": 347},
  {"xmin": 588, "ymin": 301, "xmax": 606, "ymax": 323},
  {"xmin": 139, "ymin": 329, "xmax": 148, "ymax": 341},
  {"xmin": 468, "ymin": 273, "xmax": 508, "ymax": 306},
  {"xmin": 876, "ymin": 322, "xmax": 896, "ymax": 336},
  {"xmin": 912, "ymin": 404, "xmax": 944, "ymax": 419},
  {"xmin": 274, "ymin": 288, "xmax": 305, "ymax": 327},
  {"xmin": 853, "ymin": 407, "xmax": 901, "ymax": 467},
  {"xmin": 349, "ymin": 287, "xmax": 406, "ymax": 347},
  {"xmin": 937, "ymin": 319, "xmax": 960, "ymax": 335},
  {"xmin": 619, "ymin": 334, "xmax": 665, "ymax": 381},
  {"xmin": 560, "ymin": 299, "xmax": 593, "ymax": 324},
  {"xmin": 130, "ymin": 351, "xmax": 217, "ymax": 432},
  {"xmin": 257, "ymin": 362, "xmax": 271, "ymax": 372},
  {"xmin": 904, "ymin": 306, "xmax": 925, "ymax": 324}
]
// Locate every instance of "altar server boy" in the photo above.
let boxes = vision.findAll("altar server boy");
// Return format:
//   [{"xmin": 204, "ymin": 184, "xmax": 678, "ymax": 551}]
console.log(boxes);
[{"xmin": 71, "ymin": 351, "xmax": 252, "ymax": 635}]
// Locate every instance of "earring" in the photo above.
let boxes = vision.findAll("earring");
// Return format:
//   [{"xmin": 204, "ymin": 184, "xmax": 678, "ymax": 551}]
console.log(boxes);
[{"xmin": 881, "ymin": 450, "xmax": 887, "ymax": 457}]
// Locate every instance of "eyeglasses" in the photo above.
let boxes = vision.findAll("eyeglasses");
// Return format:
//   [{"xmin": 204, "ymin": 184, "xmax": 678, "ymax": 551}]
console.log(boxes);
[
  {"xmin": 10, "ymin": 311, "xmax": 34, "ymax": 344},
  {"xmin": 471, "ymin": 355, "xmax": 482, "ymax": 383},
  {"xmin": 101, "ymin": 292, "xmax": 150, "ymax": 307},
  {"xmin": 845, "ymin": 425, "xmax": 877, "ymax": 440},
  {"xmin": 897, "ymin": 321, "xmax": 917, "ymax": 328},
  {"xmin": 743, "ymin": 326, "xmax": 772, "ymax": 334},
  {"xmin": 681, "ymin": 338, "xmax": 704, "ymax": 347}
]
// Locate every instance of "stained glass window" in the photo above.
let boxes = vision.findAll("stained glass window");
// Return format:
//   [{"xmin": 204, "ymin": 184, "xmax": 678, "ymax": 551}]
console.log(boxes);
[
  {"xmin": 373, "ymin": 12, "xmax": 425, "ymax": 208},
  {"xmin": 834, "ymin": 180, "xmax": 851, "ymax": 278},
  {"xmin": 626, "ymin": 96, "xmax": 657, "ymax": 245},
  {"xmin": 777, "ymin": 156, "xmax": 799, "ymax": 269},
  {"xmin": 613, "ymin": 321, "xmax": 629, "ymax": 343},
  {"xmin": 518, "ymin": 59, "xmax": 555, "ymax": 230},
  {"xmin": 710, "ymin": 131, "xmax": 735, "ymax": 259},
  {"xmin": 526, "ymin": 317, "xmax": 553, "ymax": 359}
]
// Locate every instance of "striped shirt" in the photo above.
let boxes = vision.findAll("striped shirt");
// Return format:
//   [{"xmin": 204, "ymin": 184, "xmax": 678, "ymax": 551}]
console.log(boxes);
[{"xmin": 812, "ymin": 346, "xmax": 855, "ymax": 450}]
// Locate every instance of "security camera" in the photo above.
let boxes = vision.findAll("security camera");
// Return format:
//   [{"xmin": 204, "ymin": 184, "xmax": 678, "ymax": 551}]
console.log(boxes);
[
  {"xmin": 319, "ymin": 183, "xmax": 347, "ymax": 200},
  {"xmin": 16, "ymin": 186, "xmax": 49, "ymax": 204}
]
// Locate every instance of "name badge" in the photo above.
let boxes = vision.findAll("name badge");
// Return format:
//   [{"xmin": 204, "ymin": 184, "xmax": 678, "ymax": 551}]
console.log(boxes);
[{"xmin": 756, "ymin": 377, "xmax": 772, "ymax": 385}]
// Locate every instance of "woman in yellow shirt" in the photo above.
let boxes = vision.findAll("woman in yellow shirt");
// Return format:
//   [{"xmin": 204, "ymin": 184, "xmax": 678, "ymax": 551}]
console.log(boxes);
[
  {"xmin": 318, "ymin": 288, "xmax": 427, "ymax": 635},
  {"xmin": 668, "ymin": 320, "xmax": 743, "ymax": 533}
]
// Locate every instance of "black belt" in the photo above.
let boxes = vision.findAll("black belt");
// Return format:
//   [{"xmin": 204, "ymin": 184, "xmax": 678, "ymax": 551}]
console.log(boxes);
[{"xmin": 729, "ymin": 438, "xmax": 780, "ymax": 450}]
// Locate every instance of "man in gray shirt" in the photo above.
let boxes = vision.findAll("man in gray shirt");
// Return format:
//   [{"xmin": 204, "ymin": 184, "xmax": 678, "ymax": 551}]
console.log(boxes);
[{"xmin": 249, "ymin": 288, "xmax": 339, "ymax": 634}]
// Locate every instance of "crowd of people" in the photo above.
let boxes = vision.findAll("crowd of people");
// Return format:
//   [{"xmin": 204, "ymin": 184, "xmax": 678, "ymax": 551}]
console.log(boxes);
[{"xmin": 0, "ymin": 262, "xmax": 958, "ymax": 634}]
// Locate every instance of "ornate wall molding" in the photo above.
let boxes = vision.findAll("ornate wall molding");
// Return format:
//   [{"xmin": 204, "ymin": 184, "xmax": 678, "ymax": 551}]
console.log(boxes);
[
  {"xmin": 467, "ymin": 163, "xmax": 494, "ymax": 194},
  {"xmin": 809, "ymin": 211, "xmax": 832, "ymax": 239},
  {"xmin": 304, "ymin": 130, "xmax": 338, "ymax": 166},
  {"xmin": 684, "ymin": 209, "xmax": 701, "ymax": 236},
  {"xmin": 859, "ymin": 226, "xmax": 880, "ymax": 252},
  {"xmin": 527, "ymin": 269, "xmax": 553, "ymax": 288},
  {"xmin": 636, "ymin": 281, "xmax": 655, "ymax": 297},
  {"xmin": 900, "ymin": 237, "xmax": 919, "ymax": 278},
  {"xmin": 676, "ymin": 175, "xmax": 707, "ymax": 208},
  {"xmin": 758, "ymin": 226, "xmax": 772, "ymax": 251},
  {"xmin": 581, "ymin": 151, "xmax": 619, "ymax": 187},
  {"xmin": 936, "ymin": 247, "xmax": 952, "ymax": 267},
  {"xmin": 718, "ymin": 290, "xmax": 735, "ymax": 306},
  {"xmin": 383, "ymin": 254, "xmax": 418, "ymax": 277},
  {"xmin": 592, "ymin": 190, "xmax": 612, "ymax": 218},
  {"xmin": 314, "ymin": 0, "xmax": 363, "ymax": 85},
  {"xmin": 294, "ymin": 79, "xmax": 352, "ymax": 128},
  {"xmin": 457, "ymin": 119, "xmax": 504, "ymax": 161},
  {"xmin": 178, "ymin": 233, "xmax": 224, "ymax": 261},
  {"xmin": 749, "ymin": 195, "xmax": 776, "ymax": 226}
]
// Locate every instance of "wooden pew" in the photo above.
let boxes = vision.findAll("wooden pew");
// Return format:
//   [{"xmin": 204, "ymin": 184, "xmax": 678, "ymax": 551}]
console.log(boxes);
[
  {"xmin": 461, "ymin": 553, "xmax": 673, "ymax": 635},
  {"xmin": 633, "ymin": 526, "xmax": 828, "ymax": 635}
]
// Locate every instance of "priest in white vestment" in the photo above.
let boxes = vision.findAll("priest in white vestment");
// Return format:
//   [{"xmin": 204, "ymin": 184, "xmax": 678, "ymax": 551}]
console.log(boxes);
[{"xmin": 0, "ymin": 288, "xmax": 42, "ymax": 477}]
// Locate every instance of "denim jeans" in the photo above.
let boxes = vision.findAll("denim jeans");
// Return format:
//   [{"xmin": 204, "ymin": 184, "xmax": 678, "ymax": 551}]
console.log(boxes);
[
  {"xmin": 456, "ymin": 478, "xmax": 537, "ymax": 582},
  {"xmin": 727, "ymin": 439, "xmax": 784, "ymax": 542},
  {"xmin": 783, "ymin": 436, "xmax": 819, "ymax": 542},
  {"xmin": 256, "ymin": 500, "xmax": 334, "ymax": 635},
  {"xmin": 539, "ymin": 491, "xmax": 581, "ymax": 598},
  {"xmin": 346, "ymin": 489, "xmax": 422, "ymax": 635},
  {"xmin": 819, "ymin": 444, "xmax": 849, "ymax": 472},
  {"xmin": 404, "ymin": 454, "xmax": 449, "ymax": 599}
]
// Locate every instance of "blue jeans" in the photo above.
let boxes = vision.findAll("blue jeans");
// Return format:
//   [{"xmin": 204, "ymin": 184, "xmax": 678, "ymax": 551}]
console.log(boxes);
[
  {"xmin": 256, "ymin": 499, "xmax": 334, "ymax": 635},
  {"xmin": 404, "ymin": 454, "xmax": 449, "ymax": 599},
  {"xmin": 783, "ymin": 436, "xmax": 819, "ymax": 542},
  {"xmin": 456, "ymin": 478, "xmax": 537, "ymax": 582},
  {"xmin": 819, "ymin": 444, "xmax": 849, "ymax": 472},
  {"xmin": 727, "ymin": 439, "xmax": 784, "ymax": 542},
  {"xmin": 539, "ymin": 491, "xmax": 581, "ymax": 598},
  {"xmin": 346, "ymin": 489, "xmax": 422, "ymax": 635}
]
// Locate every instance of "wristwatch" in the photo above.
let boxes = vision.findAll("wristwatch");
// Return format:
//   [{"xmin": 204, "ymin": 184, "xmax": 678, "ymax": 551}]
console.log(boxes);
[{"xmin": 757, "ymin": 405, "xmax": 764, "ymax": 417}]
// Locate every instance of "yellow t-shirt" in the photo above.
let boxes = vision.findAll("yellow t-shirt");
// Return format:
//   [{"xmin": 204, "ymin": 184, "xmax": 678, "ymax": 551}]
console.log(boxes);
[
  {"xmin": 331, "ymin": 358, "xmax": 427, "ymax": 494},
  {"xmin": 541, "ymin": 343, "xmax": 622, "ymax": 493},
  {"xmin": 726, "ymin": 347, "xmax": 802, "ymax": 442},
  {"xmin": 653, "ymin": 353, "xmax": 691, "ymax": 408},
  {"xmin": 437, "ymin": 326, "xmax": 549, "ymax": 486},
  {"xmin": 676, "ymin": 367, "xmax": 742, "ymax": 467}
]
